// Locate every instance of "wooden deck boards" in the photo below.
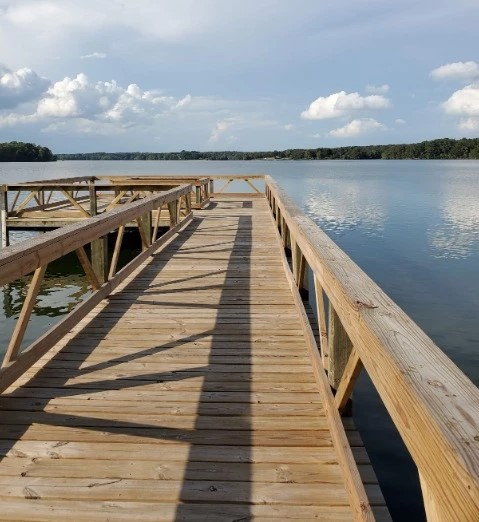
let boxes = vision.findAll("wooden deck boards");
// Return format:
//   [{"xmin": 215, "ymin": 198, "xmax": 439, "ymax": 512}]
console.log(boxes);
[{"xmin": 0, "ymin": 197, "xmax": 389, "ymax": 521}]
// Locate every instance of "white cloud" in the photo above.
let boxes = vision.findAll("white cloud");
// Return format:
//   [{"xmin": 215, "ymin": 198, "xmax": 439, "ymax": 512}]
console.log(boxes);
[
  {"xmin": 366, "ymin": 84, "xmax": 390, "ymax": 95},
  {"xmin": 80, "ymin": 52, "xmax": 107, "ymax": 60},
  {"xmin": 301, "ymin": 91, "xmax": 390, "ymax": 120},
  {"xmin": 395, "ymin": 118, "xmax": 406, "ymax": 125},
  {"xmin": 174, "ymin": 94, "xmax": 192, "ymax": 109},
  {"xmin": 34, "ymin": 73, "xmax": 187, "ymax": 125},
  {"xmin": 0, "ymin": 64, "xmax": 49, "ymax": 109},
  {"xmin": 442, "ymin": 83, "xmax": 479, "ymax": 131},
  {"xmin": 458, "ymin": 118, "xmax": 479, "ymax": 131},
  {"xmin": 209, "ymin": 119, "xmax": 236, "ymax": 143},
  {"xmin": 283, "ymin": 123, "xmax": 294, "ymax": 131},
  {"xmin": 431, "ymin": 61, "xmax": 479, "ymax": 81},
  {"xmin": 329, "ymin": 118, "xmax": 385, "ymax": 138},
  {"xmin": 0, "ymin": 71, "xmax": 196, "ymax": 134}
]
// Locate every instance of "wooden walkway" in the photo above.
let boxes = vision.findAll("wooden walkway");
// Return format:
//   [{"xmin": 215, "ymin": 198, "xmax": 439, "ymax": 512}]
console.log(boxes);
[{"xmin": 0, "ymin": 196, "xmax": 388, "ymax": 520}]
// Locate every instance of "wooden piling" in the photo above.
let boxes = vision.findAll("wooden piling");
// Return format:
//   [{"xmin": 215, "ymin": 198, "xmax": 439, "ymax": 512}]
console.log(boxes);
[
  {"xmin": 1, "ymin": 184, "xmax": 8, "ymax": 249},
  {"xmin": 89, "ymin": 181, "xmax": 108, "ymax": 283}
]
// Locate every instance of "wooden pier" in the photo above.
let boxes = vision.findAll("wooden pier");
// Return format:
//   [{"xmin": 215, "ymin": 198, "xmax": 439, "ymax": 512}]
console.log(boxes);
[{"xmin": 0, "ymin": 175, "xmax": 478, "ymax": 521}]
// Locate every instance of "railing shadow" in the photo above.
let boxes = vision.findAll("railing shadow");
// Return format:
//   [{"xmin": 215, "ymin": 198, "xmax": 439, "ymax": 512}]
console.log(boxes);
[{"xmin": 0, "ymin": 206, "xmax": 254, "ymax": 518}]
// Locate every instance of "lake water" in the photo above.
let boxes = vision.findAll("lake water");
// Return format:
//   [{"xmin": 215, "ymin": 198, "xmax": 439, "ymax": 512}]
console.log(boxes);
[{"xmin": 1, "ymin": 160, "xmax": 479, "ymax": 520}]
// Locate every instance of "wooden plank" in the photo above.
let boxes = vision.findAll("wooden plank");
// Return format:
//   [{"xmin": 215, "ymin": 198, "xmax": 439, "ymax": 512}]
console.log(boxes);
[
  {"xmin": 0, "ymin": 184, "xmax": 8, "ymax": 248},
  {"xmin": 335, "ymin": 348, "xmax": 363, "ymax": 415},
  {"xmin": 328, "ymin": 305, "xmax": 354, "ymax": 390},
  {"xmin": 267, "ymin": 203, "xmax": 374, "ymax": 521},
  {"xmin": 0, "ymin": 214, "xmax": 193, "ymax": 394},
  {"xmin": 267, "ymin": 177, "xmax": 479, "ymax": 520},
  {"xmin": 314, "ymin": 274, "xmax": 330, "ymax": 371},
  {"xmin": 2, "ymin": 265, "xmax": 47, "ymax": 367},
  {"xmin": 0, "ymin": 184, "xmax": 192, "ymax": 286},
  {"xmin": 75, "ymin": 246, "xmax": 100, "ymax": 290},
  {"xmin": 0, "ymin": 194, "xmax": 383, "ymax": 520},
  {"xmin": 59, "ymin": 188, "xmax": 90, "ymax": 217}
]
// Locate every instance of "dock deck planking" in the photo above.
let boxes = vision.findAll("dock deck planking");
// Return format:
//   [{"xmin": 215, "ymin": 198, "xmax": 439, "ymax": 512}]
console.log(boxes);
[{"xmin": 0, "ymin": 196, "xmax": 389, "ymax": 520}]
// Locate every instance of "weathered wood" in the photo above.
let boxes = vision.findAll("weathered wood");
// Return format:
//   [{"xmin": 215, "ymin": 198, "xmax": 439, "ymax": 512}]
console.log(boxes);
[
  {"xmin": 335, "ymin": 348, "xmax": 363, "ymax": 415},
  {"xmin": 0, "ymin": 184, "xmax": 8, "ymax": 248},
  {"xmin": 328, "ymin": 305, "xmax": 354, "ymax": 391},
  {"xmin": 266, "ymin": 176, "xmax": 479, "ymax": 520},
  {"xmin": 88, "ymin": 180, "xmax": 108, "ymax": 283},
  {"xmin": 0, "ymin": 185, "xmax": 192, "ymax": 286},
  {"xmin": 420, "ymin": 471, "xmax": 444, "ymax": 521},
  {"xmin": 2, "ymin": 265, "xmax": 47, "ymax": 367},
  {"xmin": 216, "ymin": 179, "xmax": 233, "ymax": 194},
  {"xmin": 136, "ymin": 212, "xmax": 152, "ymax": 251},
  {"xmin": 167, "ymin": 200, "xmax": 178, "ymax": 229},
  {"xmin": 245, "ymin": 178, "xmax": 261, "ymax": 193},
  {"xmin": 59, "ymin": 188, "xmax": 90, "ymax": 218},
  {"xmin": 291, "ymin": 239, "xmax": 306, "ymax": 289},
  {"xmin": 269, "ymin": 205, "xmax": 374, "ymax": 521},
  {"xmin": 0, "ymin": 194, "xmax": 387, "ymax": 520},
  {"xmin": 0, "ymin": 213, "xmax": 192, "ymax": 394},
  {"xmin": 75, "ymin": 246, "xmax": 101, "ymax": 290},
  {"xmin": 105, "ymin": 190, "xmax": 127, "ymax": 211},
  {"xmin": 108, "ymin": 225, "xmax": 125, "ymax": 279},
  {"xmin": 13, "ymin": 190, "xmax": 38, "ymax": 214},
  {"xmin": 314, "ymin": 274, "xmax": 330, "ymax": 371},
  {"xmin": 91, "ymin": 235, "xmax": 108, "ymax": 284}
]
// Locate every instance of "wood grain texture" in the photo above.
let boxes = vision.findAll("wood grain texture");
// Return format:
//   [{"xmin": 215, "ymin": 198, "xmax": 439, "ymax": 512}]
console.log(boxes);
[
  {"xmin": 0, "ymin": 194, "xmax": 387, "ymax": 521},
  {"xmin": 267, "ymin": 176, "xmax": 479, "ymax": 520}
]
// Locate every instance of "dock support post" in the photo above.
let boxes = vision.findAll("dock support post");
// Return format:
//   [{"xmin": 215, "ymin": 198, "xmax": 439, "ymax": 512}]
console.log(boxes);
[
  {"xmin": 328, "ymin": 305, "xmax": 353, "ymax": 395},
  {"xmin": 209, "ymin": 179, "xmax": 214, "ymax": 195},
  {"xmin": 137, "ymin": 212, "xmax": 152, "ymax": 251},
  {"xmin": 89, "ymin": 180, "xmax": 108, "ymax": 284},
  {"xmin": 195, "ymin": 186, "xmax": 201, "ymax": 207},
  {"xmin": 0, "ymin": 185, "xmax": 8, "ymax": 249}
]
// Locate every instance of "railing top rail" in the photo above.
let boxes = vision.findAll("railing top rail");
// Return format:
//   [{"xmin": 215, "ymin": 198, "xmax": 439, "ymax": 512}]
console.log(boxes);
[
  {"xmin": 96, "ymin": 175, "xmax": 210, "ymax": 182},
  {"xmin": 16, "ymin": 176, "xmax": 96, "ymax": 185},
  {"xmin": 0, "ymin": 184, "xmax": 192, "ymax": 287},
  {"xmin": 208, "ymin": 174, "xmax": 265, "ymax": 179},
  {"xmin": 4, "ymin": 182, "xmax": 204, "ymax": 191},
  {"xmin": 265, "ymin": 175, "xmax": 479, "ymax": 517}
]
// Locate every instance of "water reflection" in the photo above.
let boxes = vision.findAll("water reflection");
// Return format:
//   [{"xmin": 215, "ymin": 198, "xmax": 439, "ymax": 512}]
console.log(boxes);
[
  {"xmin": 428, "ymin": 184, "xmax": 479, "ymax": 259},
  {"xmin": 3, "ymin": 275, "xmax": 90, "ymax": 319},
  {"xmin": 303, "ymin": 180, "xmax": 385, "ymax": 237}
]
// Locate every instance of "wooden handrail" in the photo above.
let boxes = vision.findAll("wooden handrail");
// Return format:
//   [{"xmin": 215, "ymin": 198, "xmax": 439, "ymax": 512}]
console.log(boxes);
[
  {"xmin": 0, "ymin": 183, "xmax": 193, "ymax": 392},
  {"xmin": 265, "ymin": 175, "xmax": 479, "ymax": 520},
  {"xmin": 0, "ymin": 184, "xmax": 191, "ymax": 287}
]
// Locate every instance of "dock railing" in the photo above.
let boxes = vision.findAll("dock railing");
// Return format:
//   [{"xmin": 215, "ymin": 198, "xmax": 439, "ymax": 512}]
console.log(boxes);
[
  {"xmin": 0, "ymin": 184, "xmax": 192, "ymax": 394},
  {"xmin": 265, "ymin": 175, "xmax": 479, "ymax": 521}
]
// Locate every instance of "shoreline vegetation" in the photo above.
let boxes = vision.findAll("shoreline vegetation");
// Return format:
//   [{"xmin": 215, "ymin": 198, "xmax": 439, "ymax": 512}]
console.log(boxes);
[
  {"xmin": 1, "ymin": 137, "xmax": 478, "ymax": 162},
  {"xmin": 0, "ymin": 141, "xmax": 56, "ymax": 162},
  {"xmin": 57, "ymin": 137, "xmax": 479, "ymax": 160}
]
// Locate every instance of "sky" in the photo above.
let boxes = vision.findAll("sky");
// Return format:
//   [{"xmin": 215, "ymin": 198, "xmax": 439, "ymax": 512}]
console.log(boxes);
[{"xmin": 0, "ymin": 0, "xmax": 478, "ymax": 153}]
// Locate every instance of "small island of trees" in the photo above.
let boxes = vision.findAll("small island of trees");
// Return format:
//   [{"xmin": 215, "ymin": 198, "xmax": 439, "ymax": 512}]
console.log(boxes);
[{"xmin": 0, "ymin": 142, "xmax": 56, "ymax": 162}]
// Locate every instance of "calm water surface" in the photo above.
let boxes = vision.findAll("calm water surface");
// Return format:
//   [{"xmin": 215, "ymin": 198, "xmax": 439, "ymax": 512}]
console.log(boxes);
[{"xmin": 1, "ymin": 160, "xmax": 478, "ymax": 520}]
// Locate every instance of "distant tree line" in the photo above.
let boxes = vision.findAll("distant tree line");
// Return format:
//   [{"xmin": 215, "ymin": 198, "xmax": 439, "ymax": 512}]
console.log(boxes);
[
  {"xmin": 56, "ymin": 138, "xmax": 479, "ymax": 161},
  {"xmin": 0, "ymin": 141, "xmax": 56, "ymax": 162}
]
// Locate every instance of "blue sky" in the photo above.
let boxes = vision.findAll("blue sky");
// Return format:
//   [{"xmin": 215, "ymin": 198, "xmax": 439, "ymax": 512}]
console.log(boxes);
[{"xmin": 0, "ymin": 0, "xmax": 478, "ymax": 152}]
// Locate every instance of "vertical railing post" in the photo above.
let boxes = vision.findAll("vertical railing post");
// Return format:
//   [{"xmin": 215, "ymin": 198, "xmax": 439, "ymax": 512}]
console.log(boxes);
[
  {"xmin": 89, "ymin": 180, "xmax": 108, "ymax": 284},
  {"xmin": 195, "ymin": 185, "xmax": 201, "ymax": 207},
  {"xmin": 168, "ymin": 200, "xmax": 178, "ymax": 229},
  {"xmin": 328, "ymin": 305, "xmax": 353, "ymax": 392},
  {"xmin": 0, "ymin": 184, "xmax": 8, "ymax": 249},
  {"xmin": 209, "ymin": 179, "xmax": 214, "ymax": 195}
]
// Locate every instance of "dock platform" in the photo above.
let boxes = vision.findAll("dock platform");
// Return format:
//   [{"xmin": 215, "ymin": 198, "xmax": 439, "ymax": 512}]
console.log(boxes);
[{"xmin": 0, "ymin": 176, "xmax": 478, "ymax": 521}]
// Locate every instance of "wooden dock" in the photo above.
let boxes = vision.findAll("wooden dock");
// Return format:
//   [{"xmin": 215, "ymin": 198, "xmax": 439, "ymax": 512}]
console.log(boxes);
[{"xmin": 0, "ymin": 176, "xmax": 478, "ymax": 521}]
